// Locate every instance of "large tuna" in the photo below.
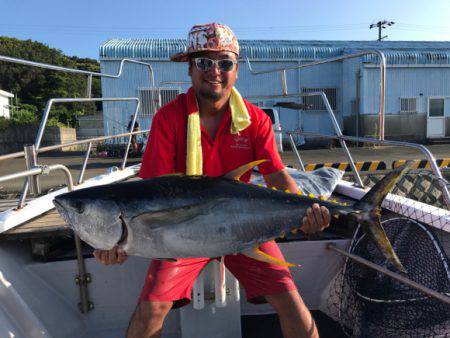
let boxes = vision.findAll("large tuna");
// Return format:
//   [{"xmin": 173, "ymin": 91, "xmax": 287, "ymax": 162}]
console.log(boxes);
[{"xmin": 53, "ymin": 161, "xmax": 410, "ymax": 272}]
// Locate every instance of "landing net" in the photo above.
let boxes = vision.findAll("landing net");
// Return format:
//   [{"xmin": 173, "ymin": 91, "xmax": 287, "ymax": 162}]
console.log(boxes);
[{"xmin": 329, "ymin": 171, "xmax": 450, "ymax": 337}]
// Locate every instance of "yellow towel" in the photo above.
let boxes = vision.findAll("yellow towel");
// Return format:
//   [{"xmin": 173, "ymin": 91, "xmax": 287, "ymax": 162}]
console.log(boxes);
[{"xmin": 186, "ymin": 87, "xmax": 250, "ymax": 175}]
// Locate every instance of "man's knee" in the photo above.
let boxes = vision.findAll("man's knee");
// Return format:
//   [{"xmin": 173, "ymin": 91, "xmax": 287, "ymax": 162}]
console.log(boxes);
[
  {"xmin": 127, "ymin": 301, "xmax": 173, "ymax": 338},
  {"xmin": 133, "ymin": 300, "xmax": 172, "ymax": 324},
  {"xmin": 266, "ymin": 290, "xmax": 305, "ymax": 314}
]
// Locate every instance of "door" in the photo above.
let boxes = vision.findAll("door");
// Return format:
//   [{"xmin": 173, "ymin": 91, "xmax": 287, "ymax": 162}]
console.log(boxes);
[{"xmin": 427, "ymin": 97, "xmax": 445, "ymax": 138}]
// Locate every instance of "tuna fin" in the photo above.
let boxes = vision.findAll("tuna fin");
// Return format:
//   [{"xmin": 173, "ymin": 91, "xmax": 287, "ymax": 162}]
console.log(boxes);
[
  {"xmin": 131, "ymin": 199, "xmax": 226, "ymax": 227},
  {"xmin": 224, "ymin": 159, "xmax": 269, "ymax": 180},
  {"xmin": 241, "ymin": 247, "xmax": 299, "ymax": 267},
  {"xmin": 360, "ymin": 217, "xmax": 406, "ymax": 273},
  {"xmin": 351, "ymin": 162, "xmax": 412, "ymax": 272},
  {"xmin": 354, "ymin": 161, "xmax": 412, "ymax": 210}
]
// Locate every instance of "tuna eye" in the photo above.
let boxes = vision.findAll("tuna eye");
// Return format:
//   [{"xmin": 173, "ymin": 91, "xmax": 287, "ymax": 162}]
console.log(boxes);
[{"xmin": 72, "ymin": 201, "xmax": 85, "ymax": 213}]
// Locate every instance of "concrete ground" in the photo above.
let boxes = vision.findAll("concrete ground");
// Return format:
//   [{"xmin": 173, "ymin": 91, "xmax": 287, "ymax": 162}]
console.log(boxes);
[
  {"xmin": 0, "ymin": 144, "xmax": 448, "ymax": 195},
  {"xmin": 281, "ymin": 144, "xmax": 449, "ymax": 169}
]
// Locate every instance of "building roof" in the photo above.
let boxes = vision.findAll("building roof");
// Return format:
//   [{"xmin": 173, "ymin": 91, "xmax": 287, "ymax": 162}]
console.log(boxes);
[
  {"xmin": 100, "ymin": 39, "xmax": 450, "ymax": 64},
  {"xmin": 0, "ymin": 89, "xmax": 14, "ymax": 98}
]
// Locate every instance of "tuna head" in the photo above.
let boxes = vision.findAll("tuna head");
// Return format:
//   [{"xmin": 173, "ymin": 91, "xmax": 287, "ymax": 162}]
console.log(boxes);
[{"xmin": 54, "ymin": 193, "xmax": 123, "ymax": 250}]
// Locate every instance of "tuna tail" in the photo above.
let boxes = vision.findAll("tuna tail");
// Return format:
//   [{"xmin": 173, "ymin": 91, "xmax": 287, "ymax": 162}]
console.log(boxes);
[{"xmin": 351, "ymin": 162, "xmax": 412, "ymax": 273}]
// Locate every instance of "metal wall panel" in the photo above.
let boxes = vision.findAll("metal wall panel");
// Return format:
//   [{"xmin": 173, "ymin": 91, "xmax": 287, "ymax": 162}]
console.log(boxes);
[
  {"xmin": 445, "ymin": 98, "xmax": 450, "ymax": 117},
  {"xmin": 362, "ymin": 66, "xmax": 450, "ymax": 116},
  {"xmin": 100, "ymin": 60, "xmax": 190, "ymax": 135}
]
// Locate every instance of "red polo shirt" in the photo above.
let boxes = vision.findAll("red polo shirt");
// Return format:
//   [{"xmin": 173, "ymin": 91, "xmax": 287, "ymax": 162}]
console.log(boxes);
[{"xmin": 139, "ymin": 87, "xmax": 284, "ymax": 181}]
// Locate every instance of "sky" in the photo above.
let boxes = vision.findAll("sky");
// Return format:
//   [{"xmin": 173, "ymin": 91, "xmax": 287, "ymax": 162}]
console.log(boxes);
[{"xmin": 0, "ymin": 0, "xmax": 449, "ymax": 59}]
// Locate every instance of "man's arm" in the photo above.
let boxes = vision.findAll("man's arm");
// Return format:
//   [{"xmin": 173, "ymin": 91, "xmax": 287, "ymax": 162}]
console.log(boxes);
[{"xmin": 264, "ymin": 169, "xmax": 330, "ymax": 234}]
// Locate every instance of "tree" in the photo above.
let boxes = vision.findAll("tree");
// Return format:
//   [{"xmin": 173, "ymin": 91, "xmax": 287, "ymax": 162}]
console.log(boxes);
[{"xmin": 0, "ymin": 37, "xmax": 101, "ymax": 127}]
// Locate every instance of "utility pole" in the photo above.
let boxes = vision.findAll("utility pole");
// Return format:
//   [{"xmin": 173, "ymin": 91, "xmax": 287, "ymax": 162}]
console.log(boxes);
[{"xmin": 370, "ymin": 20, "xmax": 395, "ymax": 41}]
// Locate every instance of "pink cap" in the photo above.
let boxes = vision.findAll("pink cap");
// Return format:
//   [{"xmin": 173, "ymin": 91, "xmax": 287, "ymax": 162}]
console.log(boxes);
[{"xmin": 171, "ymin": 23, "xmax": 239, "ymax": 62}]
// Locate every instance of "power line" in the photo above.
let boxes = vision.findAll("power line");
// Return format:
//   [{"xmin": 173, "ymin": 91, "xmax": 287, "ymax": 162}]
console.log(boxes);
[{"xmin": 0, "ymin": 23, "xmax": 368, "ymax": 37}]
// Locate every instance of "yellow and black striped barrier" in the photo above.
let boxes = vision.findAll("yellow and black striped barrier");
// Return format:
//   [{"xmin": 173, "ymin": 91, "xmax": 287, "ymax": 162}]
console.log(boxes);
[
  {"xmin": 392, "ymin": 158, "xmax": 450, "ymax": 170},
  {"xmin": 304, "ymin": 161, "xmax": 386, "ymax": 172}
]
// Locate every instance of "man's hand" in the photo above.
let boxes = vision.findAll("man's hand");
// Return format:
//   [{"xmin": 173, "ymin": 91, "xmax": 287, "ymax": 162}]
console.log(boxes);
[
  {"xmin": 300, "ymin": 203, "xmax": 330, "ymax": 234},
  {"xmin": 93, "ymin": 246, "xmax": 128, "ymax": 265}
]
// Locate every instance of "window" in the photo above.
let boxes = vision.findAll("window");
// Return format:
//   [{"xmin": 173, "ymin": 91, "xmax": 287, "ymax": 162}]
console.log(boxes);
[
  {"xmin": 138, "ymin": 88, "xmax": 180, "ymax": 117},
  {"xmin": 429, "ymin": 98, "xmax": 444, "ymax": 117},
  {"xmin": 301, "ymin": 88, "xmax": 337, "ymax": 111},
  {"xmin": 400, "ymin": 98, "xmax": 417, "ymax": 114}
]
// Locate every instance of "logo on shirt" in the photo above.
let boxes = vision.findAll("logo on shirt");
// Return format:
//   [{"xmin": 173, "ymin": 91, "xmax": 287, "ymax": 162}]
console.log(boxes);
[{"xmin": 230, "ymin": 135, "xmax": 250, "ymax": 150}]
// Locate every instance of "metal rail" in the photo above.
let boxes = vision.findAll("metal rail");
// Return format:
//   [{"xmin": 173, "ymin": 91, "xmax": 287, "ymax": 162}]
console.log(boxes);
[
  {"xmin": 0, "ymin": 164, "xmax": 72, "ymax": 187},
  {"xmin": 247, "ymin": 91, "xmax": 365, "ymax": 188},
  {"xmin": 11, "ymin": 97, "xmax": 141, "ymax": 208},
  {"xmin": 244, "ymin": 50, "xmax": 387, "ymax": 140},
  {"xmin": 33, "ymin": 97, "xmax": 140, "ymax": 150},
  {"xmin": 0, "ymin": 129, "xmax": 148, "ymax": 162},
  {"xmin": 0, "ymin": 55, "xmax": 155, "ymax": 111},
  {"xmin": 328, "ymin": 244, "xmax": 450, "ymax": 305},
  {"xmin": 0, "ymin": 97, "xmax": 142, "ymax": 208},
  {"xmin": 284, "ymin": 130, "xmax": 450, "ymax": 207}
]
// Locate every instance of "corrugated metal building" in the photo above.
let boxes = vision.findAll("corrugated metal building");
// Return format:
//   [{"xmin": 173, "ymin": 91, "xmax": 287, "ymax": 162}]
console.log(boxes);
[{"xmin": 99, "ymin": 39, "xmax": 450, "ymax": 143}]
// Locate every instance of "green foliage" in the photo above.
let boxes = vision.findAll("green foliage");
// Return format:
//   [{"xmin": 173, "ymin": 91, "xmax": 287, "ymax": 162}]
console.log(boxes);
[
  {"xmin": 0, "ymin": 36, "xmax": 101, "ymax": 127},
  {"xmin": 0, "ymin": 116, "xmax": 11, "ymax": 131},
  {"xmin": 10, "ymin": 104, "xmax": 37, "ymax": 125}
]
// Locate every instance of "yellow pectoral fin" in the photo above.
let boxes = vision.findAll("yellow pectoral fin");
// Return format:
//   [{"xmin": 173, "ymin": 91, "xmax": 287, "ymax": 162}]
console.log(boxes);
[
  {"xmin": 225, "ymin": 159, "xmax": 269, "ymax": 181},
  {"xmin": 242, "ymin": 248, "xmax": 299, "ymax": 267}
]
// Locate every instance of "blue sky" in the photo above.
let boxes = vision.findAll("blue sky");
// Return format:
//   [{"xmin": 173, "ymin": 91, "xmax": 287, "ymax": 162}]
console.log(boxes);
[{"xmin": 0, "ymin": 0, "xmax": 449, "ymax": 59}]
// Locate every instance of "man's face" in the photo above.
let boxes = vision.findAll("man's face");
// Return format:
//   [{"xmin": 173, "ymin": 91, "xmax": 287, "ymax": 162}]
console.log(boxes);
[{"xmin": 189, "ymin": 51, "xmax": 239, "ymax": 102}]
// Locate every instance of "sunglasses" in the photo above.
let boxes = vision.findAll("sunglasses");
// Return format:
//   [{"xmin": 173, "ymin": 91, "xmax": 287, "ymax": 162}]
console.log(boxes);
[{"xmin": 193, "ymin": 57, "xmax": 238, "ymax": 72}]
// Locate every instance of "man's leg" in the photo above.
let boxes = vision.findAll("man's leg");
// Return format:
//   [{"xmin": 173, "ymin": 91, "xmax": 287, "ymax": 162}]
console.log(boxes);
[
  {"xmin": 225, "ymin": 241, "xmax": 318, "ymax": 338},
  {"xmin": 131, "ymin": 257, "xmax": 211, "ymax": 338},
  {"xmin": 266, "ymin": 290, "xmax": 318, "ymax": 338},
  {"xmin": 127, "ymin": 300, "xmax": 172, "ymax": 338}
]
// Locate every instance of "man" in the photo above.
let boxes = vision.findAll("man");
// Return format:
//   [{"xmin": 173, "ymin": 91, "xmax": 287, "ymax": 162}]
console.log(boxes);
[
  {"xmin": 127, "ymin": 115, "xmax": 140, "ymax": 155},
  {"xmin": 94, "ymin": 23, "xmax": 330, "ymax": 338}
]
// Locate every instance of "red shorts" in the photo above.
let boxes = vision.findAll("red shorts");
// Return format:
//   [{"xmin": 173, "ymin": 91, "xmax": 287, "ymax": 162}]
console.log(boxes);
[{"xmin": 138, "ymin": 241, "xmax": 297, "ymax": 308}]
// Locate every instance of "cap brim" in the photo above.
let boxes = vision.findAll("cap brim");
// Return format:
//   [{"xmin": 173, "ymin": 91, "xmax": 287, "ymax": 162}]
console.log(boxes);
[{"xmin": 170, "ymin": 52, "xmax": 189, "ymax": 62}]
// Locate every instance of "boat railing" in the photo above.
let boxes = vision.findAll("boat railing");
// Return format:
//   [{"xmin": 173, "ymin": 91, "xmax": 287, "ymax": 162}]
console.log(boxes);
[
  {"xmin": 244, "ymin": 50, "xmax": 387, "ymax": 140},
  {"xmin": 283, "ymin": 130, "xmax": 450, "ymax": 208},
  {"xmin": 0, "ymin": 97, "xmax": 147, "ymax": 209},
  {"xmin": 251, "ymin": 88, "xmax": 450, "ymax": 206},
  {"xmin": 247, "ymin": 91, "xmax": 366, "ymax": 188},
  {"xmin": 0, "ymin": 54, "xmax": 158, "ymax": 208},
  {"xmin": 0, "ymin": 55, "xmax": 156, "ymax": 106}
]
